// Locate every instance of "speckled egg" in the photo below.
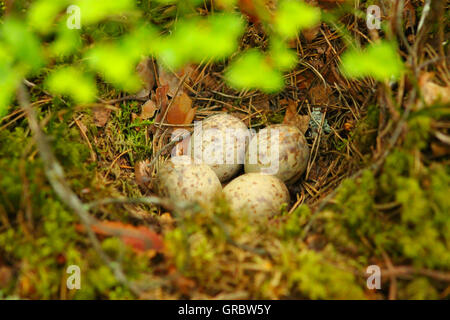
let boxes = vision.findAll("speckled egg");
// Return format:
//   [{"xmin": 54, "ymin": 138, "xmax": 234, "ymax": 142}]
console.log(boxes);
[
  {"xmin": 245, "ymin": 125, "xmax": 309, "ymax": 184},
  {"xmin": 223, "ymin": 173, "xmax": 290, "ymax": 218},
  {"xmin": 156, "ymin": 156, "xmax": 222, "ymax": 206},
  {"xmin": 189, "ymin": 113, "xmax": 250, "ymax": 182}
]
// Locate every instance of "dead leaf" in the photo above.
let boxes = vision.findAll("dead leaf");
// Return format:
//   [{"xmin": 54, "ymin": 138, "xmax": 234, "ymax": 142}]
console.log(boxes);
[
  {"xmin": 302, "ymin": 25, "xmax": 320, "ymax": 43},
  {"xmin": 158, "ymin": 64, "xmax": 195, "ymax": 97},
  {"xmin": 140, "ymin": 99, "xmax": 158, "ymax": 120},
  {"xmin": 76, "ymin": 221, "xmax": 164, "ymax": 253},
  {"xmin": 93, "ymin": 106, "xmax": 112, "ymax": 127},
  {"xmin": 135, "ymin": 159, "xmax": 152, "ymax": 190},
  {"xmin": 150, "ymin": 85, "xmax": 169, "ymax": 134},
  {"xmin": 0, "ymin": 266, "xmax": 13, "ymax": 287},
  {"xmin": 283, "ymin": 100, "xmax": 310, "ymax": 134},
  {"xmin": 431, "ymin": 142, "xmax": 450, "ymax": 157},
  {"xmin": 309, "ymin": 84, "xmax": 333, "ymax": 105},
  {"xmin": 295, "ymin": 71, "xmax": 314, "ymax": 90},
  {"xmin": 419, "ymin": 72, "xmax": 450, "ymax": 107},
  {"xmin": 167, "ymin": 92, "xmax": 197, "ymax": 125},
  {"xmin": 136, "ymin": 57, "xmax": 156, "ymax": 92}
]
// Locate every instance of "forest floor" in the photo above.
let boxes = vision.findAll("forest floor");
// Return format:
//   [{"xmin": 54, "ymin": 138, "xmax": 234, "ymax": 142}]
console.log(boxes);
[{"xmin": 0, "ymin": 0, "xmax": 449, "ymax": 299}]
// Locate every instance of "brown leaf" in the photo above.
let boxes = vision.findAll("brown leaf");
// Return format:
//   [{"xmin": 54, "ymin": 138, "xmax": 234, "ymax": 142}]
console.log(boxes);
[
  {"xmin": 167, "ymin": 92, "xmax": 196, "ymax": 125},
  {"xmin": 419, "ymin": 72, "xmax": 450, "ymax": 106},
  {"xmin": 135, "ymin": 159, "xmax": 152, "ymax": 190},
  {"xmin": 0, "ymin": 266, "xmax": 13, "ymax": 288},
  {"xmin": 93, "ymin": 106, "xmax": 112, "ymax": 127},
  {"xmin": 431, "ymin": 142, "xmax": 450, "ymax": 157},
  {"xmin": 183, "ymin": 107, "xmax": 196, "ymax": 125},
  {"xmin": 158, "ymin": 64, "xmax": 195, "ymax": 97},
  {"xmin": 302, "ymin": 25, "xmax": 320, "ymax": 43},
  {"xmin": 309, "ymin": 85, "xmax": 333, "ymax": 105},
  {"xmin": 140, "ymin": 99, "xmax": 158, "ymax": 120},
  {"xmin": 136, "ymin": 57, "xmax": 156, "ymax": 92},
  {"xmin": 76, "ymin": 221, "xmax": 164, "ymax": 253},
  {"xmin": 283, "ymin": 100, "xmax": 310, "ymax": 134},
  {"xmin": 295, "ymin": 71, "xmax": 314, "ymax": 90}
]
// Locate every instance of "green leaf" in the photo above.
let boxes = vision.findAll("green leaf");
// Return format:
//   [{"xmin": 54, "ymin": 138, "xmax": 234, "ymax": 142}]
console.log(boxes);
[
  {"xmin": 28, "ymin": 0, "xmax": 69, "ymax": 33},
  {"xmin": 75, "ymin": 0, "xmax": 135, "ymax": 25},
  {"xmin": 86, "ymin": 26, "xmax": 157, "ymax": 92},
  {"xmin": 340, "ymin": 41, "xmax": 404, "ymax": 81},
  {"xmin": 45, "ymin": 67, "xmax": 97, "ymax": 103},
  {"xmin": 50, "ymin": 23, "xmax": 82, "ymax": 57},
  {"xmin": 120, "ymin": 25, "xmax": 158, "ymax": 58},
  {"xmin": 269, "ymin": 37, "xmax": 298, "ymax": 71},
  {"xmin": 155, "ymin": 14, "xmax": 244, "ymax": 69},
  {"xmin": 0, "ymin": 19, "xmax": 46, "ymax": 73},
  {"xmin": 86, "ymin": 44, "xmax": 140, "ymax": 92},
  {"xmin": 274, "ymin": 0, "xmax": 321, "ymax": 38},
  {"xmin": 0, "ymin": 62, "xmax": 22, "ymax": 118},
  {"xmin": 225, "ymin": 50, "xmax": 284, "ymax": 93}
]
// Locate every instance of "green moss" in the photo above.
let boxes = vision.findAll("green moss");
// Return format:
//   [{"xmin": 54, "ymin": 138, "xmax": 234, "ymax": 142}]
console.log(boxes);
[
  {"xmin": 404, "ymin": 116, "xmax": 431, "ymax": 150},
  {"xmin": 351, "ymin": 105, "xmax": 379, "ymax": 157},
  {"xmin": 399, "ymin": 278, "xmax": 439, "ymax": 300},
  {"xmin": 0, "ymin": 113, "xmax": 151, "ymax": 299},
  {"xmin": 284, "ymin": 249, "xmax": 365, "ymax": 299},
  {"xmin": 324, "ymin": 145, "xmax": 450, "ymax": 286}
]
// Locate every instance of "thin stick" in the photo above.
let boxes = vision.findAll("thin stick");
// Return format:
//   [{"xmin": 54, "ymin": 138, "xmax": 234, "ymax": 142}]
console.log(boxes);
[{"xmin": 18, "ymin": 82, "xmax": 142, "ymax": 296}]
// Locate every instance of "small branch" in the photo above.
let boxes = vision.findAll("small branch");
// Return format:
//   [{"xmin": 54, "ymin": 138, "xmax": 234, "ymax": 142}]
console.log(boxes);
[
  {"xmin": 97, "ymin": 95, "xmax": 148, "ymax": 104},
  {"xmin": 85, "ymin": 196, "xmax": 194, "ymax": 213},
  {"xmin": 380, "ymin": 267, "xmax": 450, "ymax": 282},
  {"xmin": 18, "ymin": 82, "xmax": 142, "ymax": 296},
  {"xmin": 417, "ymin": 0, "xmax": 431, "ymax": 33},
  {"xmin": 146, "ymin": 133, "xmax": 185, "ymax": 170}
]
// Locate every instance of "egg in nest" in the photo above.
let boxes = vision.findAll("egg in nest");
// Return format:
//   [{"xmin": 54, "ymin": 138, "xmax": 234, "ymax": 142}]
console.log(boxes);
[
  {"xmin": 245, "ymin": 125, "xmax": 309, "ymax": 184},
  {"xmin": 156, "ymin": 156, "xmax": 222, "ymax": 206},
  {"xmin": 223, "ymin": 173, "xmax": 290, "ymax": 218},
  {"xmin": 188, "ymin": 113, "xmax": 250, "ymax": 182}
]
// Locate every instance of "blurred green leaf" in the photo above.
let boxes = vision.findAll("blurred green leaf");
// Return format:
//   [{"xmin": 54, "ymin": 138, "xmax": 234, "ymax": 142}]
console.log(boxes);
[
  {"xmin": 28, "ymin": 0, "xmax": 69, "ymax": 33},
  {"xmin": 50, "ymin": 23, "xmax": 82, "ymax": 57},
  {"xmin": 75, "ymin": 0, "xmax": 135, "ymax": 25},
  {"xmin": 45, "ymin": 67, "xmax": 97, "ymax": 103},
  {"xmin": 269, "ymin": 37, "xmax": 298, "ymax": 71},
  {"xmin": 86, "ymin": 44, "xmax": 140, "ymax": 92},
  {"xmin": 85, "ymin": 26, "xmax": 157, "ymax": 92},
  {"xmin": 0, "ymin": 63, "xmax": 22, "ymax": 118},
  {"xmin": 121, "ymin": 24, "xmax": 159, "ymax": 58},
  {"xmin": 155, "ymin": 13, "xmax": 244, "ymax": 69},
  {"xmin": 274, "ymin": 0, "xmax": 321, "ymax": 38},
  {"xmin": 225, "ymin": 50, "xmax": 284, "ymax": 93},
  {"xmin": 0, "ymin": 19, "xmax": 46, "ymax": 73},
  {"xmin": 340, "ymin": 41, "xmax": 404, "ymax": 81}
]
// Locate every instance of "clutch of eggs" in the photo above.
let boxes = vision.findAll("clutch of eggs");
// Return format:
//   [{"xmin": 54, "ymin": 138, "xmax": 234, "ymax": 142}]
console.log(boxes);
[{"xmin": 157, "ymin": 114, "xmax": 310, "ymax": 217}]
